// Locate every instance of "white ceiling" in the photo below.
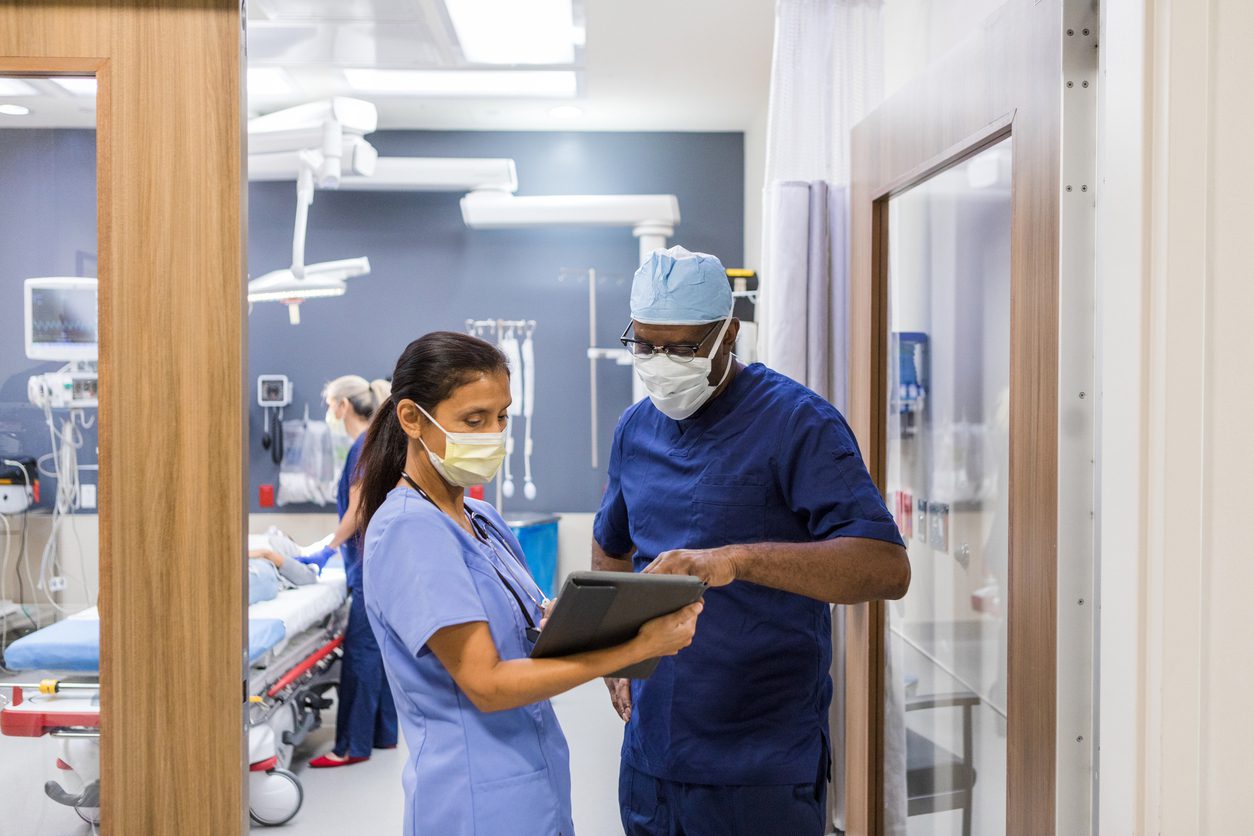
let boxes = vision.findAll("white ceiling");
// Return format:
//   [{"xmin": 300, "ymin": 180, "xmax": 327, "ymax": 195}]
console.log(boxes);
[{"xmin": 0, "ymin": 0, "xmax": 775, "ymax": 133}]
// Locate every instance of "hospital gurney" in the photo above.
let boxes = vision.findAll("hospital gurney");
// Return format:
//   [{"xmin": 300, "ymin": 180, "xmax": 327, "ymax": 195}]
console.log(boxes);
[{"xmin": 0, "ymin": 566, "xmax": 349, "ymax": 827}]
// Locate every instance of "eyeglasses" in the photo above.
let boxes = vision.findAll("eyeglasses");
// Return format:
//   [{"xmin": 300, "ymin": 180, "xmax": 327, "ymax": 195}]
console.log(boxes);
[{"xmin": 620, "ymin": 321, "xmax": 722, "ymax": 363}]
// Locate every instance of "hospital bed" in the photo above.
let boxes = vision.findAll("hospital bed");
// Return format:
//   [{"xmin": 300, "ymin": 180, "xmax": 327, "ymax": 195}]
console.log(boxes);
[{"xmin": 0, "ymin": 562, "xmax": 349, "ymax": 827}]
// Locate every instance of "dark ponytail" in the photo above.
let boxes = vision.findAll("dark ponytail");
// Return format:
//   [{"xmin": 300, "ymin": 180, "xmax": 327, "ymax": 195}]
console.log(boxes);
[{"xmin": 355, "ymin": 331, "xmax": 509, "ymax": 535}]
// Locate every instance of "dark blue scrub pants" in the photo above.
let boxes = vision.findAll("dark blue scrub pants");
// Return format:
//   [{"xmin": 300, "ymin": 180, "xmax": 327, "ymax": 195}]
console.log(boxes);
[
  {"xmin": 619, "ymin": 760, "xmax": 827, "ymax": 836},
  {"xmin": 335, "ymin": 590, "xmax": 398, "ymax": 758}
]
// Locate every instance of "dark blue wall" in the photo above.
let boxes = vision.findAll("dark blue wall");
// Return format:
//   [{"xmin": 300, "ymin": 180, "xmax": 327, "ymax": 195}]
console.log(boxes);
[
  {"xmin": 0, "ymin": 130, "xmax": 98, "ymax": 510},
  {"xmin": 247, "ymin": 130, "xmax": 744, "ymax": 514},
  {"xmin": 0, "ymin": 129, "xmax": 744, "ymax": 515}
]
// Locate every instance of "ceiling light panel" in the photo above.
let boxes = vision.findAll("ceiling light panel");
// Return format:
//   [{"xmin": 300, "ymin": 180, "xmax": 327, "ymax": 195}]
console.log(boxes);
[
  {"xmin": 444, "ymin": 0, "xmax": 576, "ymax": 65},
  {"xmin": 51, "ymin": 77, "xmax": 97, "ymax": 97},
  {"xmin": 251, "ymin": 0, "xmax": 425, "ymax": 21},
  {"xmin": 0, "ymin": 104, "xmax": 32, "ymax": 116},
  {"xmin": 248, "ymin": 23, "xmax": 448, "ymax": 67},
  {"xmin": 344, "ymin": 68, "xmax": 577, "ymax": 97},
  {"xmin": 0, "ymin": 78, "xmax": 37, "ymax": 96}
]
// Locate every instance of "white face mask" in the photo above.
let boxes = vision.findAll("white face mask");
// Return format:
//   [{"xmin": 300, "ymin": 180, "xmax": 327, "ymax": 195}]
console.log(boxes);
[
  {"xmin": 325, "ymin": 404, "xmax": 347, "ymax": 437},
  {"xmin": 415, "ymin": 404, "xmax": 508, "ymax": 488},
  {"xmin": 633, "ymin": 314, "xmax": 733, "ymax": 420}
]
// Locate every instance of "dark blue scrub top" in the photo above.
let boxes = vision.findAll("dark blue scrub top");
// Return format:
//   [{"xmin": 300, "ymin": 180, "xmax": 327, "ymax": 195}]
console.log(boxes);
[
  {"xmin": 594, "ymin": 363, "xmax": 903, "ymax": 786},
  {"xmin": 339, "ymin": 433, "xmax": 365, "ymax": 592}
]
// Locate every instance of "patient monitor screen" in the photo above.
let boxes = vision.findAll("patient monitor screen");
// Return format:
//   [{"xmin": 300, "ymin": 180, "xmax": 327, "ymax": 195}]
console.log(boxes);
[{"xmin": 30, "ymin": 286, "xmax": 98, "ymax": 345}]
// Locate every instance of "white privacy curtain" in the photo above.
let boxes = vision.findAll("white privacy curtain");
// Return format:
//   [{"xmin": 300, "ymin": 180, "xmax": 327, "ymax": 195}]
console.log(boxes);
[
  {"xmin": 760, "ymin": 0, "xmax": 883, "ymax": 406},
  {"xmin": 758, "ymin": 2, "xmax": 906, "ymax": 833}
]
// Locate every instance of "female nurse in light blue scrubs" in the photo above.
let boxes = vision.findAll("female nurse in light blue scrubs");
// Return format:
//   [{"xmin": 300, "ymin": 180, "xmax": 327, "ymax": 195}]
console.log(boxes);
[
  {"xmin": 300, "ymin": 375, "xmax": 398, "ymax": 768},
  {"xmin": 354, "ymin": 331, "xmax": 703, "ymax": 836}
]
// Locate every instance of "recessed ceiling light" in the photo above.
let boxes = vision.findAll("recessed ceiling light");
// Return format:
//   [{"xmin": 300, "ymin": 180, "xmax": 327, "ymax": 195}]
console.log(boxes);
[
  {"xmin": 248, "ymin": 67, "xmax": 296, "ymax": 97},
  {"xmin": 343, "ymin": 69, "xmax": 577, "ymax": 98},
  {"xmin": 549, "ymin": 105, "xmax": 583, "ymax": 119},
  {"xmin": 445, "ymin": 0, "xmax": 576, "ymax": 65},
  {"xmin": 0, "ymin": 79, "xmax": 37, "ymax": 96},
  {"xmin": 51, "ymin": 77, "xmax": 97, "ymax": 97},
  {"xmin": 0, "ymin": 104, "xmax": 31, "ymax": 116}
]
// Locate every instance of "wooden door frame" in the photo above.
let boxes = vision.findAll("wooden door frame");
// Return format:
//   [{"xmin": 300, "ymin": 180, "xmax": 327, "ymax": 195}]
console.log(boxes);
[
  {"xmin": 1, "ymin": 3, "xmax": 247, "ymax": 833},
  {"xmin": 844, "ymin": 0, "xmax": 1064, "ymax": 833}
]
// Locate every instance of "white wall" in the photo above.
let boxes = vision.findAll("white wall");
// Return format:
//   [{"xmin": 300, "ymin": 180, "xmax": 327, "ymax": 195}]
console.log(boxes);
[
  {"xmin": 882, "ymin": 0, "xmax": 1011, "ymax": 100},
  {"xmin": 1099, "ymin": 0, "xmax": 1254, "ymax": 832},
  {"xmin": 743, "ymin": 103, "xmax": 769, "ymax": 273}
]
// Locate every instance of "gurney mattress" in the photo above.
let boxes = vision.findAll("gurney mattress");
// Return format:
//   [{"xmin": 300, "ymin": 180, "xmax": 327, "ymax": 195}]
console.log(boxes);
[{"xmin": 3, "ymin": 569, "xmax": 346, "ymax": 672}]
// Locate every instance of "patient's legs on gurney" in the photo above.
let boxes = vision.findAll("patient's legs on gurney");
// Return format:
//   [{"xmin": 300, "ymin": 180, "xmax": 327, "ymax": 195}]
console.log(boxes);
[{"xmin": 313, "ymin": 593, "xmax": 397, "ymax": 765}]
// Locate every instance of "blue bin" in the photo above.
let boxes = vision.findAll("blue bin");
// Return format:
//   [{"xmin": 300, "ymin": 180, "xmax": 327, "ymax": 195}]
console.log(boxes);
[{"xmin": 506, "ymin": 513, "xmax": 559, "ymax": 598}]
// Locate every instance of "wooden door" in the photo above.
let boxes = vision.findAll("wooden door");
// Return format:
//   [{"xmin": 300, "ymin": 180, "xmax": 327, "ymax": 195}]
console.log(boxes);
[
  {"xmin": 844, "ymin": 0, "xmax": 1095, "ymax": 833},
  {"xmin": 0, "ymin": 3, "xmax": 247, "ymax": 834}
]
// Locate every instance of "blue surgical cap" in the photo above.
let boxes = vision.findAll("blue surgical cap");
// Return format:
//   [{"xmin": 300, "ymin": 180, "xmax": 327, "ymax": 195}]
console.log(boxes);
[{"xmin": 630, "ymin": 246, "xmax": 733, "ymax": 325}]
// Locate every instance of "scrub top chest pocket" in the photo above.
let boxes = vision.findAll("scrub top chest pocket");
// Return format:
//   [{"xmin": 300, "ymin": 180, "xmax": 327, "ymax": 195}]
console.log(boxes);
[{"xmin": 692, "ymin": 473, "xmax": 768, "ymax": 546}]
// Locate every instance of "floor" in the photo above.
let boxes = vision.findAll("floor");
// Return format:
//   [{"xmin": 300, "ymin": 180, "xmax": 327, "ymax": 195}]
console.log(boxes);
[{"xmin": 0, "ymin": 679, "xmax": 626, "ymax": 836}]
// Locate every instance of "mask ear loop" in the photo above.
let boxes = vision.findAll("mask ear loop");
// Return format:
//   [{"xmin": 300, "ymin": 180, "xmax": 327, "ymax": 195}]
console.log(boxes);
[{"xmin": 708, "ymin": 308, "xmax": 736, "ymax": 388}]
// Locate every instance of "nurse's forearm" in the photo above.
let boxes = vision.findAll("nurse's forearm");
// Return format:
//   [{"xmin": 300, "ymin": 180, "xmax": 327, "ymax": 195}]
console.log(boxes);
[
  {"xmin": 727, "ymin": 538, "xmax": 911, "ymax": 603},
  {"xmin": 480, "ymin": 645, "xmax": 652, "ymax": 712},
  {"xmin": 591, "ymin": 538, "xmax": 634, "ymax": 572},
  {"xmin": 429, "ymin": 621, "xmax": 658, "ymax": 713},
  {"xmin": 327, "ymin": 484, "xmax": 363, "ymax": 548}
]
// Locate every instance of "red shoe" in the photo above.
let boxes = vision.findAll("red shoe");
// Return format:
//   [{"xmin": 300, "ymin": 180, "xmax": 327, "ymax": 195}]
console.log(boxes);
[{"xmin": 309, "ymin": 752, "xmax": 369, "ymax": 768}]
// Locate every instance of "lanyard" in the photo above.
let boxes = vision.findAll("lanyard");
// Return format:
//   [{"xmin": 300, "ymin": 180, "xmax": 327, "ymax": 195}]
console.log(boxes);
[{"xmin": 401, "ymin": 472, "xmax": 546, "ymax": 639}]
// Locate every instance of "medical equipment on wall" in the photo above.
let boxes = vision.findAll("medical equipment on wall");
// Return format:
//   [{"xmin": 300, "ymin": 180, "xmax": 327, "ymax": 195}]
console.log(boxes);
[
  {"xmin": 25, "ymin": 278, "xmax": 100, "ymax": 410},
  {"xmin": 497, "ymin": 329, "xmax": 523, "ymax": 499},
  {"xmin": 257, "ymin": 375, "xmax": 293, "ymax": 465},
  {"xmin": 729, "ymin": 269, "xmax": 760, "ymax": 365},
  {"xmin": 21, "ymin": 278, "xmax": 98, "ymax": 618},
  {"xmin": 276, "ymin": 409, "xmax": 337, "ymax": 507},
  {"xmin": 247, "ymin": 100, "xmax": 374, "ymax": 325},
  {"xmin": 24, "ymin": 278, "xmax": 97, "ymax": 363},
  {"xmin": 573, "ymin": 268, "xmax": 635, "ymax": 469},
  {"xmin": 521, "ymin": 325, "xmax": 537, "ymax": 500},
  {"xmin": 0, "ymin": 457, "xmax": 38, "ymax": 516},
  {"xmin": 466, "ymin": 318, "xmax": 538, "ymax": 508}
]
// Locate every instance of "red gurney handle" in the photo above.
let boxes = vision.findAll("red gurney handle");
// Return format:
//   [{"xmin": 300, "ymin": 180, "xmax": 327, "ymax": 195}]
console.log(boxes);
[{"xmin": 266, "ymin": 634, "xmax": 344, "ymax": 699}]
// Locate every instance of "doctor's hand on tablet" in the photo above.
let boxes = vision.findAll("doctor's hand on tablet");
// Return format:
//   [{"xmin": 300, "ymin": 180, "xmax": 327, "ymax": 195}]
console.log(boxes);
[{"xmin": 644, "ymin": 547, "xmax": 739, "ymax": 587}]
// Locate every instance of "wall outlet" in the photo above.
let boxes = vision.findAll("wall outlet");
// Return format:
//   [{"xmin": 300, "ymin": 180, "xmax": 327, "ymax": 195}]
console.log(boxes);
[
  {"xmin": 79, "ymin": 484, "xmax": 97, "ymax": 509},
  {"xmin": 48, "ymin": 576, "xmax": 68, "ymax": 592}
]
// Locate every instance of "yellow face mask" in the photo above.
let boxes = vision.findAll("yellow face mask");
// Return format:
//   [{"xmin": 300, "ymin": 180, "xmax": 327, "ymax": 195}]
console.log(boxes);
[{"xmin": 415, "ymin": 404, "xmax": 508, "ymax": 488}]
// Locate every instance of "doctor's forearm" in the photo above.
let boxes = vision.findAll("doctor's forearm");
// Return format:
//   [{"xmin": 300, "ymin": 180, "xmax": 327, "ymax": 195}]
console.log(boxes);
[
  {"xmin": 727, "ymin": 538, "xmax": 910, "ymax": 603},
  {"xmin": 591, "ymin": 538, "xmax": 634, "ymax": 572}
]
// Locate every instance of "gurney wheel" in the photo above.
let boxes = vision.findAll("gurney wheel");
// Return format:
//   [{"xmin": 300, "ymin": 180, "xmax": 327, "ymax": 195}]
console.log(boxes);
[
  {"xmin": 75, "ymin": 806, "xmax": 101, "ymax": 826},
  {"xmin": 249, "ymin": 767, "xmax": 303, "ymax": 827}
]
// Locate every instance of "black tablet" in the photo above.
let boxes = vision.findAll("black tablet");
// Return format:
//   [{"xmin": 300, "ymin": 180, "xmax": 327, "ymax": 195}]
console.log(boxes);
[{"xmin": 529, "ymin": 571, "xmax": 707, "ymax": 679}]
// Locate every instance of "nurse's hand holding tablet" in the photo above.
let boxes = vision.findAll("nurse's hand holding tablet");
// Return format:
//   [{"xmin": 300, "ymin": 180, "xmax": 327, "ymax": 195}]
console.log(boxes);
[{"xmin": 354, "ymin": 331, "xmax": 702, "ymax": 836}]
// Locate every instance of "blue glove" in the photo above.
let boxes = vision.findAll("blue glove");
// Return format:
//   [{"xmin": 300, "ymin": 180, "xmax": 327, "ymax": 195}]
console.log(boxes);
[{"xmin": 297, "ymin": 545, "xmax": 336, "ymax": 572}]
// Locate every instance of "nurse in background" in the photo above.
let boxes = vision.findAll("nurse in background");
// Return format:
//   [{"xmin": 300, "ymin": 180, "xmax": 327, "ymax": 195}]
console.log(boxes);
[
  {"xmin": 357, "ymin": 332, "xmax": 702, "ymax": 836},
  {"xmin": 301, "ymin": 374, "xmax": 399, "ymax": 767},
  {"xmin": 595, "ymin": 247, "xmax": 912, "ymax": 836}
]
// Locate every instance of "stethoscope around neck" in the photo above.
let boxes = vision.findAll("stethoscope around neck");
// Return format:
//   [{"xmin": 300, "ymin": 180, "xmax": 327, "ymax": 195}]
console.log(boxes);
[{"xmin": 400, "ymin": 471, "xmax": 548, "ymax": 642}]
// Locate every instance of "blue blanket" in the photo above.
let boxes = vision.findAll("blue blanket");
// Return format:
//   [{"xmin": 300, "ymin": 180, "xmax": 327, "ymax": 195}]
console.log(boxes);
[{"xmin": 3, "ymin": 615, "xmax": 287, "ymax": 672}]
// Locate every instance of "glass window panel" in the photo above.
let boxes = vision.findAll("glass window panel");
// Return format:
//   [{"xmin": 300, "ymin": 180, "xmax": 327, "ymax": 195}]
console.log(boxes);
[{"xmin": 883, "ymin": 139, "xmax": 1012, "ymax": 836}]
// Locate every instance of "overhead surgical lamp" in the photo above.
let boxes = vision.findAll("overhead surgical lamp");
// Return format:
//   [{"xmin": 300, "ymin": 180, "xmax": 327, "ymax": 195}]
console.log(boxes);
[{"xmin": 247, "ymin": 99, "xmax": 376, "ymax": 324}]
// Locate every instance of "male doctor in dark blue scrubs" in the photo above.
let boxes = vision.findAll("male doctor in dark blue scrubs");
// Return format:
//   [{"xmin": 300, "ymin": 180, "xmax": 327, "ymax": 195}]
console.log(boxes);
[{"xmin": 593, "ymin": 246, "xmax": 911, "ymax": 836}]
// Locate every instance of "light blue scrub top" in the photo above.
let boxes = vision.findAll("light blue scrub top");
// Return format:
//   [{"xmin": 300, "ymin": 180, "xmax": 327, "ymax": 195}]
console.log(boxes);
[{"xmin": 363, "ymin": 487, "xmax": 575, "ymax": 836}]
